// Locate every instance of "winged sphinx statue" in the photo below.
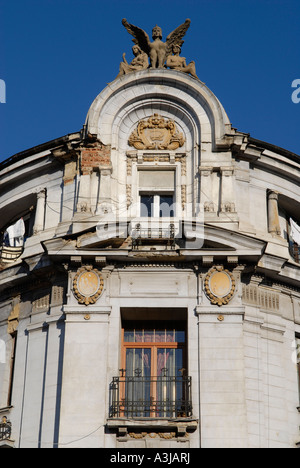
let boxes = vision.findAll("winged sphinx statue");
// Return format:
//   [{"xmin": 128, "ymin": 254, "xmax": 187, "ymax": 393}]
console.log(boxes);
[{"xmin": 115, "ymin": 18, "xmax": 199, "ymax": 80}]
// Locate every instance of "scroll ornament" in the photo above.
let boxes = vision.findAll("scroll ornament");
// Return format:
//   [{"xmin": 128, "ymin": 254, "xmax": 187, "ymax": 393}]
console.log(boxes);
[{"xmin": 128, "ymin": 114, "xmax": 185, "ymax": 150}]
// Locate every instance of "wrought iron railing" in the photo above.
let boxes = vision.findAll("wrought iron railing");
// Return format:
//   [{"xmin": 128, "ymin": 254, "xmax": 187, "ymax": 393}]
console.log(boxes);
[
  {"xmin": 0, "ymin": 417, "xmax": 12, "ymax": 441},
  {"xmin": 109, "ymin": 375, "xmax": 193, "ymax": 419},
  {"xmin": 131, "ymin": 223, "xmax": 176, "ymax": 249}
]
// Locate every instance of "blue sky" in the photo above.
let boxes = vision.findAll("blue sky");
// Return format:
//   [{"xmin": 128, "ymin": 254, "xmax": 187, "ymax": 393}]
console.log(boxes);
[{"xmin": 0, "ymin": 0, "xmax": 299, "ymax": 162}]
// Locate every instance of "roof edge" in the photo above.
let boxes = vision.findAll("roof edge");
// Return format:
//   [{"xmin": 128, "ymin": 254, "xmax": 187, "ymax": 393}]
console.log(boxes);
[
  {"xmin": 248, "ymin": 136, "xmax": 300, "ymax": 162},
  {"xmin": 0, "ymin": 130, "xmax": 83, "ymax": 172}
]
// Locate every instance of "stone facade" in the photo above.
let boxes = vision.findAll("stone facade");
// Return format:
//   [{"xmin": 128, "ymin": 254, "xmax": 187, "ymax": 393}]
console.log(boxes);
[{"xmin": 0, "ymin": 69, "xmax": 299, "ymax": 448}]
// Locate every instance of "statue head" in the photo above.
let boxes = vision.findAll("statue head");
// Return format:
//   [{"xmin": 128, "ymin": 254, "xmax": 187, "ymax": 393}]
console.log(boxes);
[
  {"xmin": 172, "ymin": 44, "xmax": 182, "ymax": 54},
  {"xmin": 152, "ymin": 25, "xmax": 162, "ymax": 39},
  {"xmin": 132, "ymin": 45, "xmax": 142, "ymax": 55}
]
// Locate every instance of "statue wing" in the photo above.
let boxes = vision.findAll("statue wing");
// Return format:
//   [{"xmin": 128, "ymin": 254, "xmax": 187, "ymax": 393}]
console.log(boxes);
[
  {"xmin": 122, "ymin": 19, "xmax": 151, "ymax": 56},
  {"xmin": 166, "ymin": 19, "xmax": 191, "ymax": 57}
]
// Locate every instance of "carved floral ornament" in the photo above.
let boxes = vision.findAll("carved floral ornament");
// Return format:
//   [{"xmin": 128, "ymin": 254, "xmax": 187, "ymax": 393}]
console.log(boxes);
[
  {"xmin": 73, "ymin": 266, "xmax": 104, "ymax": 305},
  {"xmin": 204, "ymin": 266, "xmax": 236, "ymax": 307},
  {"xmin": 128, "ymin": 114, "xmax": 185, "ymax": 150}
]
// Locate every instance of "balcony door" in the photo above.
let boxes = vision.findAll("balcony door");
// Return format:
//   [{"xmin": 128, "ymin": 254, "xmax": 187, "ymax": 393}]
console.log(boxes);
[{"xmin": 121, "ymin": 323, "xmax": 187, "ymax": 418}]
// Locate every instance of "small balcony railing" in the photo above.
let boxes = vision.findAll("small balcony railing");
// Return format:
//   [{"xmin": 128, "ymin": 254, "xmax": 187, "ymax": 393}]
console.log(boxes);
[
  {"xmin": 0, "ymin": 417, "xmax": 12, "ymax": 441},
  {"xmin": 0, "ymin": 245, "xmax": 23, "ymax": 265},
  {"xmin": 109, "ymin": 375, "xmax": 193, "ymax": 419},
  {"xmin": 131, "ymin": 223, "xmax": 176, "ymax": 249}
]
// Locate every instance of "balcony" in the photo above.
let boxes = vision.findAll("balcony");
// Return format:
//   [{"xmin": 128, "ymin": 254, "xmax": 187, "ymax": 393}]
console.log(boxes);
[
  {"xmin": 0, "ymin": 245, "xmax": 23, "ymax": 265},
  {"xmin": 131, "ymin": 222, "xmax": 176, "ymax": 249},
  {"xmin": 0, "ymin": 417, "xmax": 12, "ymax": 441},
  {"xmin": 109, "ymin": 374, "xmax": 193, "ymax": 419}
]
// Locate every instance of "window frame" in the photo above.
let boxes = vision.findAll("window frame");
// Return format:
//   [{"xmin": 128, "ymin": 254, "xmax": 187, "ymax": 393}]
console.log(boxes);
[
  {"xmin": 120, "ymin": 322, "xmax": 188, "ymax": 419},
  {"xmin": 121, "ymin": 324, "xmax": 187, "ymax": 376}
]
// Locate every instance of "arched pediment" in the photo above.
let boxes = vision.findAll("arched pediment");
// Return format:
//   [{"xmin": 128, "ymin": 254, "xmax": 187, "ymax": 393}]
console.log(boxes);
[
  {"xmin": 85, "ymin": 70, "xmax": 233, "ymax": 152},
  {"xmin": 44, "ymin": 223, "xmax": 266, "ymax": 265}
]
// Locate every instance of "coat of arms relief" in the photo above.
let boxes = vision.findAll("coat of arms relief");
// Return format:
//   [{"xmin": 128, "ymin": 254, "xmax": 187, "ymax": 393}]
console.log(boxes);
[{"xmin": 128, "ymin": 114, "xmax": 185, "ymax": 151}]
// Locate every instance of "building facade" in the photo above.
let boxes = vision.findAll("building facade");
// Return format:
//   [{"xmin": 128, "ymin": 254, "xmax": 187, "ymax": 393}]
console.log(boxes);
[{"xmin": 0, "ymin": 24, "xmax": 300, "ymax": 448}]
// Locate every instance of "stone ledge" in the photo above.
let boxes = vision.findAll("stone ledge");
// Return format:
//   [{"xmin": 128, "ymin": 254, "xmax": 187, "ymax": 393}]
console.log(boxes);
[
  {"xmin": 107, "ymin": 417, "xmax": 198, "ymax": 438},
  {"xmin": 0, "ymin": 439, "xmax": 15, "ymax": 448}
]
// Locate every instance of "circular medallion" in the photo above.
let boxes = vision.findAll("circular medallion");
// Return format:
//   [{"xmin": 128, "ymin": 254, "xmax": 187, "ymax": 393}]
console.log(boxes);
[
  {"xmin": 209, "ymin": 270, "xmax": 232, "ymax": 298},
  {"xmin": 73, "ymin": 266, "xmax": 104, "ymax": 305},
  {"xmin": 204, "ymin": 266, "xmax": 235, "ymax": 306},
  {"xmin": 77, "ymin": 270, "xmax": 100, "ymax": 297}
]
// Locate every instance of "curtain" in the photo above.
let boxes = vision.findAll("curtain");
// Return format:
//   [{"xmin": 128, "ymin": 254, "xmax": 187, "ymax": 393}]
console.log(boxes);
[
  {"xmin": 156, "ymin": 348, "xmax": 183, "ymax": 417},
  {"xmin": 125, "ymin": 348, "xmax": 151, "ymax": 417}
]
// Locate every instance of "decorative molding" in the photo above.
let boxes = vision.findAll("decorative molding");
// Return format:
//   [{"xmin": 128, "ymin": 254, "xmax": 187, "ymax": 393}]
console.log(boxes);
[
  {"xmin": 51, "ymin": 284, "xmax": 65, "ymax": 306},
  {"xmin": 242, "ymin": 284, "xmax": 280, "ymax": 311},
  {"xmin": 73, "ymin": 266, "xmax": 104, "ymax": 305},
  {"xmin": 32, "ymin": 293, "xmax": 50, "ymax": 313},
  {"xmin": 128, "ymin": 114, "xmax": 185, "ymax": 150},
  {"xmin": 204, "ymin": 266, "xmax": 236, "ymax": 306}
]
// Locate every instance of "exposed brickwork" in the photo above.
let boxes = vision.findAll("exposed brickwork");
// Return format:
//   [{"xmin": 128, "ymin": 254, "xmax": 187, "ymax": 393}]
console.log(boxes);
[{"xmin": 81, "ymin": 145, "xmax": 111, "ymax": 175}]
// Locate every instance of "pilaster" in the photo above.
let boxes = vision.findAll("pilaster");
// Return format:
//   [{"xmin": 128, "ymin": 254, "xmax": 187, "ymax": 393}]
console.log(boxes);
[
  {"xmin": 33, "ymin": 189, "xmax": 46, "ymax": 235},
  {"xmin": 267, "ymin": 190, "xmax": 281, "ymax": 236},
  {"xmin": 58, "ymin": 306, "xmax": 111, "ymax": 448}
]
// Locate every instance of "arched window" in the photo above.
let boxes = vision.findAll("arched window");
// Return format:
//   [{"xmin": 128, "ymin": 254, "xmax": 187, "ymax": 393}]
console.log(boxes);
[{"xmin": 0, "ymin": 205, "xmax": 35, "ymax": 265}]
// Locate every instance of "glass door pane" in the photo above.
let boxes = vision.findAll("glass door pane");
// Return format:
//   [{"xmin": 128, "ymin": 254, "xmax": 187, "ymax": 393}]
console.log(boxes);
[
  {"xmin": 156, "ymin": 348, "xmax": 183, "ymax": 417},
  {"xmin": 141, "ymin": 195, "xmax": 154, "ymax": 217},
  {"xmin": 159, "ymin": 195, "xmax": 175, "ymax": 218},
  {"xmin": 125, "ymin": 348, "xmax": 151, "ymax": 417}
]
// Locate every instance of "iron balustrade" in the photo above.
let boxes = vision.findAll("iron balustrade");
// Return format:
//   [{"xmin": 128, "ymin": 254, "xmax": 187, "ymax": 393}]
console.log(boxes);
[
  {"xmin": 0, "ymin": 418, "xmax": 12, "ymax": 441},
  {"xmin": 109, "ymin": 374, "xmax": 193, "ymax": 419},
  {"xmin": 131, "ymin": 223, "xmax": 176, "ymax": 249}
]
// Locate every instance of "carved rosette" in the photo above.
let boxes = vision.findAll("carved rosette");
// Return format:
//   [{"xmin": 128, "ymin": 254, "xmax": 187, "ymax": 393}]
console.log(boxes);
[
  {"xmin": 128, "ymin": 114, "xmax": 185, "ymax": 150},
  {"xmin": 73, "ymin": 266, "xmax": 104, "ymax": 305},
  {"xmin": 204, "ymin": 266, "xmax": 235, "ymax": 307}
]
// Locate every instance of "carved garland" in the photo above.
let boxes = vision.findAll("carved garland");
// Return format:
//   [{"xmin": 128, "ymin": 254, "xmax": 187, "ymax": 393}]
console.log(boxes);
[
  {"xmin": 204, "ymin": 266, "xmax": 236, "ymax": 307},
  {"xmin": 73, "ymin": 266, "xmax": 104, "ymax": 305}
]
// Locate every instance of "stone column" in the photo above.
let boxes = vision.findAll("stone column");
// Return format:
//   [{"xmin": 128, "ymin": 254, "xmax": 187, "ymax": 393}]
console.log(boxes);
[
  {"xmin": 33, "ymin": 189, "xmax": 46, "ymax": 235},
  {"xmin": 267, "ymin": 190, "xmax": 281, "ymax": 236},
  {"xmin": 220, "ymin": 167, "xmax": 236, "ymax": 213}
]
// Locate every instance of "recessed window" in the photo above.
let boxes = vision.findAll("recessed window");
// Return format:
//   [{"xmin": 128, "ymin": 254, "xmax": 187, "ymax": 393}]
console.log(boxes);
[
  {"xmin": 289, "ymin": 218, "xmax": 300, "ymax": 263},
  {"xmin": 114, "ymin": 320, "xmax": 190, "ymax": 418},
  {"xmin": 139, "ymin": 170, "xmax": 175, "ymax": 218},
  {"xmin": 140, "ymin": 194, "xmax": 175, "ymax": 218}
]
